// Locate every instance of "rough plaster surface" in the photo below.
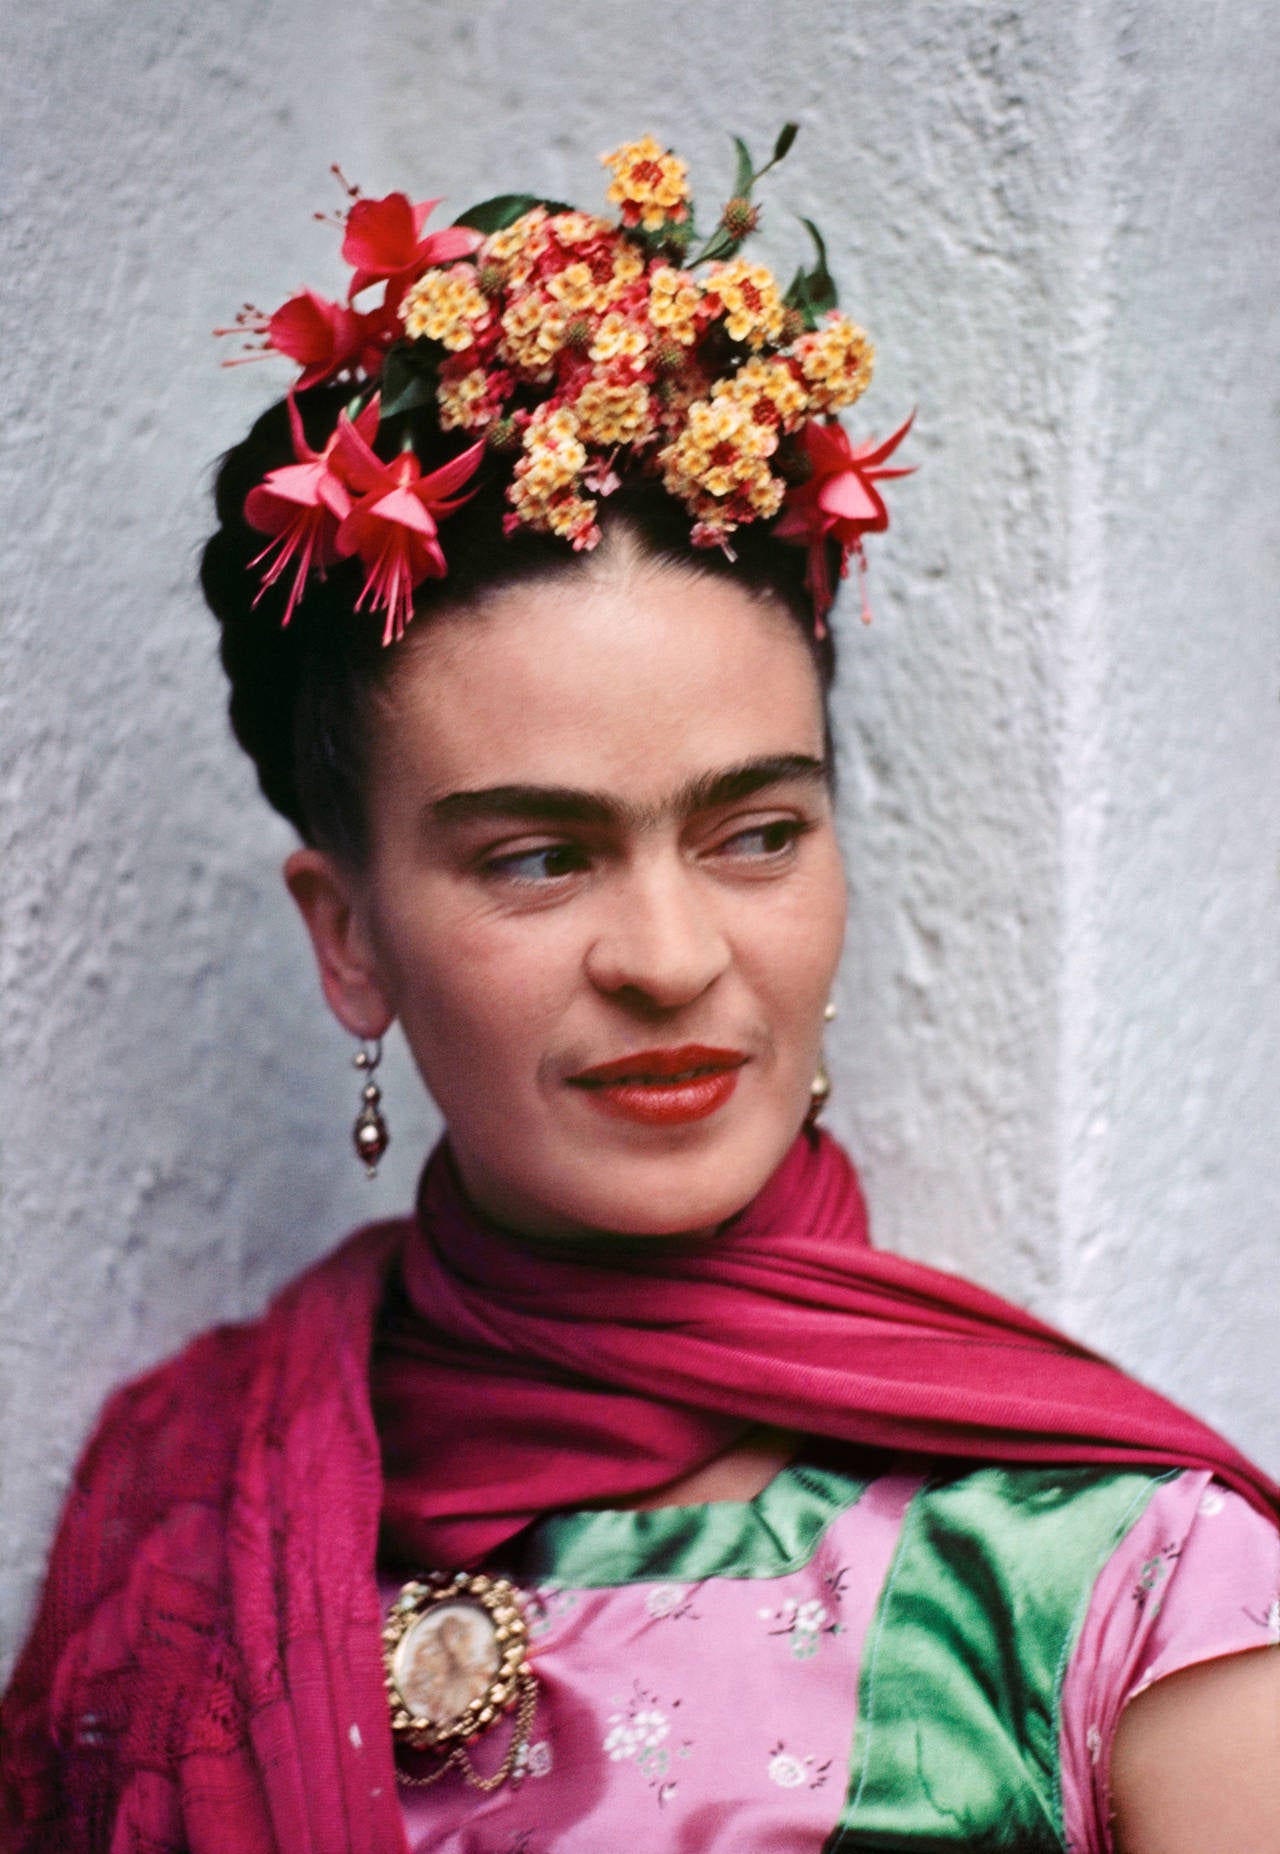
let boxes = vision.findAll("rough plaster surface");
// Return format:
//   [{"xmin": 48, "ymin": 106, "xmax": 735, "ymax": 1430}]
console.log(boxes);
[{"xmin": 2, "ymin": 0, "xmax": 1276, "ymax": 1675}]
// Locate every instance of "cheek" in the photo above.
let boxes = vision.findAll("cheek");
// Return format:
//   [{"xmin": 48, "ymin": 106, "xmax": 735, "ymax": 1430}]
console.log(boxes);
[
  {"xmin": 756, "ymin": 844, "xmax": 847, "ymax": 998},
  {"xmin": 374, "ymin": 895, "xmax": 577, "ymax": 1083}
]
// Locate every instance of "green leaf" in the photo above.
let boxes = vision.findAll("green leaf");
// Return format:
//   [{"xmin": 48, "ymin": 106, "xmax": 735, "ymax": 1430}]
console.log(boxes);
[
  {"xmin": 693, "ymin": 227, "xmax": 740, "ymax": 266},
  {"xmin": 729, "ymin": 122, "xmax": 798, "ymax": 202},
  {"xmin": 731, "ymin": 135, "xmax": 755, "ymax": 201},
  {"xmin": 378, "ymin": 344, "xmax": 437, "ymax": 419},
  {"xmin": 452, "ymin": 193, "xmax": 575, "ymax": 235},
  {"xmin": 798, "ymin": 215, "xmax": 838, "ymax": 316},
  {"xmin": 783, "ymin": 263, "xmax": 816, "ymax": 328},
  {"xmin": 783, "ymin": 218, "xmax": 838, "ymax": 330}
]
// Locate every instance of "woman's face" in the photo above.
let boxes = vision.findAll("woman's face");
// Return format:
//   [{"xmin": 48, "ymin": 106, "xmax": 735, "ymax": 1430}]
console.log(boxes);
[{"xmin": 292, "ymin": 549, "xmax": 847, "ymax": 1240}]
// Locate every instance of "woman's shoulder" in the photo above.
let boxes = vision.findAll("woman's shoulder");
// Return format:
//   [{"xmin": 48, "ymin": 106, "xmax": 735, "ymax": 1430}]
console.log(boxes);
[
  {"xmin": 1, "ymin": 1215, "xmax": 410, "ymax": 1844},
  {"xmin": 835, "ymin": 1457, "xmax": 1278, "ymax": 1850},
  {"xmin": 894, "ymin": 1458, "xmax": 1278, "ymax": 1694},
  {"xmin": 890, "ymin": 1460, "xmax": 1278, "ymax": 1850},
  {"xmin": 81, "ymin": 1215, "xmax": 407, "ymax": 1482},
  {"xmin": 79, "ymin": 1215, "xmax": 411, "ymax": 1532}
]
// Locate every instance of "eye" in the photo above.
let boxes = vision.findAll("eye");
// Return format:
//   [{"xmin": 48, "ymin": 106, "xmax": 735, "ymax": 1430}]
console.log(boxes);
[
  {"xmin": 711, "ymin": 816, "xmax": 813, "ymax": 862},
  {"xmin": 480, "ymin": 841, "xmax": 591, "ymax": 885}
]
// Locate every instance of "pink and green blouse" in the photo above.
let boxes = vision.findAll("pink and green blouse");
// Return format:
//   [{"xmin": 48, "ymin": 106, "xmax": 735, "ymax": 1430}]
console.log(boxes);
[{"xmin": 391, "ymin": 1453, "xmax": 1279, "ymax": 1852}]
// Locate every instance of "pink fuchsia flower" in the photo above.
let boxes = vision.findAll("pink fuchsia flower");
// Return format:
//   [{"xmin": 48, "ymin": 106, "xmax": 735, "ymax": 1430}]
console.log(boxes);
[
  {"xmin": 772, "ymin": 413, "xmax": 914, "ymax": 632},
  {"xmin": 265, "ymin": 290, "xmax": 388, "ymax": 389},
  {"xmin": 243, "ymin": 395, "xmax": 380, "ymax": 625},
  {"xmin": 341, "ymin": 192, "xmax": 483, "ymax": 309},
  {"xmin": 333, "ymin": 422, "xmax": 486, "ymax": 644}
]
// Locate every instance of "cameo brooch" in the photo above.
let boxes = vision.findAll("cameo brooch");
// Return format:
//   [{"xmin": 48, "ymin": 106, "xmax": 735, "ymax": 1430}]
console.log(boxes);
[{"xmin": 383, "ymin": 1571, "xmax": 537, "ymax": 1789}]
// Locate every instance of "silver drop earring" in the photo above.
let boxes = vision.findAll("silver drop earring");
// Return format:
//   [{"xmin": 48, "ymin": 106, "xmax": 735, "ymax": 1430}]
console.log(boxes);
[{"xmin": 353, "ymin": 1038, "xmax": 390, "ymax": 1178}]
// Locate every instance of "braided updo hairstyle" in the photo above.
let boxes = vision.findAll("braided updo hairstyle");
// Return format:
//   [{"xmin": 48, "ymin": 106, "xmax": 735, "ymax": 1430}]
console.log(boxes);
[{"xmin": 201, "ymin": 386, "xmax": 838, "ymax": 869}]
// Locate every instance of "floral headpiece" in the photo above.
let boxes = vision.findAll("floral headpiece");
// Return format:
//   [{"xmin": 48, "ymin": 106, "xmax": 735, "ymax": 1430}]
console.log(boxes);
[{"xmin": 220, "ymin": 128, "xmax": 911, "ymax": 643}]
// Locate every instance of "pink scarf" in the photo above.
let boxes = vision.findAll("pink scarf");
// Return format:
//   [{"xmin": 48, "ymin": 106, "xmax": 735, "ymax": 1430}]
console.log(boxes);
[{"xmin": 375, "ymin": 1129, "xmax": 1278, "ymax": 1568}]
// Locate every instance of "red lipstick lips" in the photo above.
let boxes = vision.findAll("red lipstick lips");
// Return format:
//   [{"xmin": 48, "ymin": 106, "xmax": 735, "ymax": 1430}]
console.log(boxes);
[{"xmin": 567, "ymin": 1045, "xmax": 747, "ymax": 1126}]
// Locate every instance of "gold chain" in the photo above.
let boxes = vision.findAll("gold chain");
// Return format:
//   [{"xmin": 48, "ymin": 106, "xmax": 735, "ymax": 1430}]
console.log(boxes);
[{"xmin": 397, "ymin": 1668, "xmax": 539, "ymax": 1790}]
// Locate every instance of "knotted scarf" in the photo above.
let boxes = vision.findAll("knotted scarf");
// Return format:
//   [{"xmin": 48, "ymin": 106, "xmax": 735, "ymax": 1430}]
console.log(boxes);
[{"xmin": 375, "ymin": 1128, "xmax": 1277, "ymax": 1568}]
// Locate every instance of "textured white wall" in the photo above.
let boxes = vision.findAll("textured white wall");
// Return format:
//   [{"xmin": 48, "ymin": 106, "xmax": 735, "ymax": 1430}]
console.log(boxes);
[{"xmin": 2, "ymin": 0, "xmax": 1276, "ymax": 1675}]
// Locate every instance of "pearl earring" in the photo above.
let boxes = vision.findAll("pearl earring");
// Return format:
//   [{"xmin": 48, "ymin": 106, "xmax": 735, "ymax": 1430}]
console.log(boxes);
[
  {"xmin": 352, "ymin": 1038, "xmax": 390, "ymax": 1178},
  {"xmin": 807, "ymin": 1001, "xmax": 838, "ymax": 1124}
]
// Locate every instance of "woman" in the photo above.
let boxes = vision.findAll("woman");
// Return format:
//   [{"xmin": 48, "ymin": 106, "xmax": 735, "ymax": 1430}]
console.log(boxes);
[{"xmin": 3, "ymin": 133, "xmax": 1277, "ymax": 1853}]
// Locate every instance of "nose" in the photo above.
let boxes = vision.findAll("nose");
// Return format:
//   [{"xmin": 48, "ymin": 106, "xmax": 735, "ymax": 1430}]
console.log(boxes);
[{"xmin": 584, "ymin": 855, "xmax": 731, "ymax": 1011}]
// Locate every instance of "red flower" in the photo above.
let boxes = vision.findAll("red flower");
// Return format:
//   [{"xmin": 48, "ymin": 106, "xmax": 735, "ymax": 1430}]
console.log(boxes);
[
  {"xmin": 243, "ymin": 396, "xmax": 380, "ymax": 625},
  {"xmin": 773, "ymin": 414, "xmax": 914, "ymax": 631},
  {"xmin": 341, "ymin": 192, "xmax": 483, "ymax": 309},
  {"xmin": 266, "ymin": 290, "xmax": 388, "ymax": 389},
  {"xmin": 333, "ymin": 422, "xmax": 486, "ymax": 644}
]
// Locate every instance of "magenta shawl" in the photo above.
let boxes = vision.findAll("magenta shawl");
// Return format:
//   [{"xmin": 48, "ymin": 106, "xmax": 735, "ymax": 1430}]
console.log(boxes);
[{"xmin": 4, "ymin": 1131, "xmax": 1276, "ymax": 1850}]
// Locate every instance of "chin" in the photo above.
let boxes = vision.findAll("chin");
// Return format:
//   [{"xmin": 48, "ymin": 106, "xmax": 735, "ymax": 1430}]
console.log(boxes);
[{"xmin": 521, "ymin": 1120, "xmax": 803, "ymax": 1241}]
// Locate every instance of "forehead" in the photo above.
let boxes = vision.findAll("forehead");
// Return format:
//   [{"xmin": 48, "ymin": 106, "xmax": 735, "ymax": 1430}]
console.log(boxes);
[{"xmin": 371, "ymin": 564, "xmax": 826, "ymax": 808}]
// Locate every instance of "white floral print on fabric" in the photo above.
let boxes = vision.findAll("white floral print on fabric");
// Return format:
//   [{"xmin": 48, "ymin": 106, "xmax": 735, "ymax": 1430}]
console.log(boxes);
[
  {"xmin": 1131, "ymin": 1539, "xmax": 1183, "ymax": 1613},
  {"xmin": 768, "ymin": 1751, "xmax": 807, "ymax": 1789},
  {"xmin": 767, "ymin": 1741, "xmax": 832, "ymax": 1790},
  {"xmin": 1058, "ymin": 1474, "xmax": 1280, "ymax": 1854},
  {"xmin": 393, "ymin": 1465, "xmax": 914, "ymax": 1850},
  {"xmin": 602, "ymin": 1680, "xmax": 692, "ymax": 1806},
  {"xmin": 758, "ymin": 1593, "xmax": 841, "ymax": 1658},
  {"xmin": 512, "ymin": 1739, "xmax": 553, "ymax": 1780},
  {"xmin": 644, "ymin": 1582, "xmax": 696, "ymax": 1620},
  {"xmin": 526, "ymin": 1582, "xmax": 578, "ymax": 1638},
  {"xmin": 603, "ymin": 1720, "xmax": 639, "ymax": 1761}
]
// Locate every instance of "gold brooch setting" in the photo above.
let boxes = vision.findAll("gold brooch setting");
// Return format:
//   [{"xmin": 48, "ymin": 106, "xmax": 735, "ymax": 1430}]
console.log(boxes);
[{"xmin": 382, "ymin": 1570, "xmax": 537, "ymax": 1790}]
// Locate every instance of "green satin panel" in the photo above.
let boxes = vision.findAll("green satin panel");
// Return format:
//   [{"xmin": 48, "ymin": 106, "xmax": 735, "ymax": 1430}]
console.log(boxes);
[
  {"xmin": 516, "ymin": 1457, "xmax": 870, "ymax": 1587},
  {"xmin": 828, "ymin": 1465, "xmax": 1166, "ymax": 1852}
]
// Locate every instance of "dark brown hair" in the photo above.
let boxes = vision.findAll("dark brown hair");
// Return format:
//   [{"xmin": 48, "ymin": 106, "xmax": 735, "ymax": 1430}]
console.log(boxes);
[{"xmin": 201, "ymin": 385, "xmax": 837, "ymax": 866}]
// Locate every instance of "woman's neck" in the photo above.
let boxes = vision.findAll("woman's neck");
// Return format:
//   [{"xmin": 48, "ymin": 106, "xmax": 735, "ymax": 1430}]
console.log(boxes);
[{"xmin": 589, "ymin": 1425, "xmax": 800, "ymax": 1511}]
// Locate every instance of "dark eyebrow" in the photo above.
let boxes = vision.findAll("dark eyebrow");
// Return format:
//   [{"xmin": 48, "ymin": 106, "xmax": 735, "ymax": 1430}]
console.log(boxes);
[
  {"xmin": 427, "ymin": 753, "xmax": 830, "ymax": 832},
  {"xmin": 680, "ymin": 754, "xmax": 830, "ymax": 814}
]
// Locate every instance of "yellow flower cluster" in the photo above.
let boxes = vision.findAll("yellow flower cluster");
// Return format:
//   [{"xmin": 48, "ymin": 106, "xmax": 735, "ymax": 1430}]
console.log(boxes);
[
  {"xmin": 550, "ymin": 210, "xmax": 614, "ymax": 247},
  {"xmin": 544, "ymin": 240, "xmax": 643, "ymax": 317},
  {"xmin": 601, "ymin": 136, "xmax": 691, "ymax": 232},
  {"xmin": 655, "ymin": 354, "xmax": 819, "ymax": 534},
  {"xmin": 792, "ymin": 313, "xmax": 875, "ymax": 412},
  {"xmin": 436, "ymin": 366, "xmax": 492, "ymax": 431},
  {"xmin": 499, "ymin": 294, "xmax": 567, "ymax": 375},
  {"xmin": 647, "ymin": 266, "xmax": 703, "ymax": 346},
  {"xmin": 573, "ymin": 376, "xmax": 653, "ymax": 447},
  {"xmin": 714, "ymin": 355, "xmax": 808, "ymax": 430},
  {"xmin": 545, "ymin": 261, "xmax": 599, "ymax": 315},
  {"xmin": 389, "ymin": 145, "xmax": 882, "ymax": 559},
  {"xmin": 705, "ymin": 259, "xmax": 786, "ymax": 349},
  {"xmin": 482, "ymin": 208, "xmax": 552, "ymax": 287},
  {"xmin": 400, "ymin": 264, "xmax": 493, "ymax": 349},
  {"xmin": 611, "ymin": 243, "xmax": 646, "ymax": 292},
  {"xmin": 589, "ymin": 310, "xmax": 649, "ymax": 366},
  {"xmin": 658, "ymin": 382, "xmax": 786, "ymax": 528},
  {"xmin": 544, "ymin": 493, "xmax": 599, "ymax": 544},
  {"xmin": 509, "ymin": 405, "xmax": 598, "ymax": 545},
  {"xmin": 541, "ymin": 493, "xmax": 597, "ymax": 541}
]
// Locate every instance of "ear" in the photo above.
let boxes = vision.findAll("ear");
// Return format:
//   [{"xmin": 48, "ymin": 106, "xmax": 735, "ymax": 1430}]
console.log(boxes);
[{"xmin": 283, "ymin": 848, "xmax": 395, "ymax": 1040}]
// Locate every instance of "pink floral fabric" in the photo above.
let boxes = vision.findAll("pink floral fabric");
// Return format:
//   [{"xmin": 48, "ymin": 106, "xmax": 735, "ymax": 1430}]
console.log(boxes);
[
  {"xmin": 1059, "ymin": 1471, "xmax": 1280, "ymax": 1852},
  {"xmin": 390, "ymin": 1467, "xmax": 1279, "ymax": 1853}
]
